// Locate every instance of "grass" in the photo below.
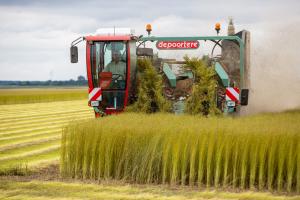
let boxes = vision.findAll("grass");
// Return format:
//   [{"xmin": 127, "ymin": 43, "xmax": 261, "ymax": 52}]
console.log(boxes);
[
  {"xmin": 0, "ymin": 100, "xmax": 93, "ymax": 174},
  {"xmin": 61, "ymin": 112, "xmax": 300, "ymax": 193},
  {"xmin": 0, "ymin": 88, "xmax": 87, "ymax": 104},
  {"xmin": 0, "ymin": 179, "xmax": 299, "ymax": 200}
]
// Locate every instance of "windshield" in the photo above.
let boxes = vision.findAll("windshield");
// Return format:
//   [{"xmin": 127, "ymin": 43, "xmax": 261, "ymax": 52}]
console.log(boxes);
[{"xmin": 90, "ymin": 41, "xmax": 127, "ymax": 90}]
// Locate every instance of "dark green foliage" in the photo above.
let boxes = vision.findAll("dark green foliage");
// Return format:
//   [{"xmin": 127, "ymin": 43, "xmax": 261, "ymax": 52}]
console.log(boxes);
[
  {"xmin": 128, "ymin": 59, "xmax": 171, "ymax": 113},
  {"xmin": 183, "ymin": 56, "xmax": 220, "ymax": 116}
]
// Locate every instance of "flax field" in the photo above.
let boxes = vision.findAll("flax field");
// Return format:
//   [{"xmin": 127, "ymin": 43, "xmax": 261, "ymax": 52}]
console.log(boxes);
[{"xmin": 61, "ymin": 111, "xmax": 300, "ymax": 193}]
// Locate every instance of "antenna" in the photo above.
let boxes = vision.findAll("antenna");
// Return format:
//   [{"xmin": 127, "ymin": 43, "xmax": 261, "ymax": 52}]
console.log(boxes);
[{"xmin": 228, "ymin": 16, "xmax": 235, "ymax": 36}]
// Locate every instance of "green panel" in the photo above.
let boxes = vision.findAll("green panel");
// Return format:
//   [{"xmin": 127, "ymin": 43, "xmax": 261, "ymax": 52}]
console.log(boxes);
[
  {"xmin": 140, "ymin": 36, "xmax": 243, "ymax": 42},
  {"xmin": 163, "ymin": 63, "xmax": 176, "ymax": 88},
  {"xmin": 215, "ymin": 62, "xmax": 229, "ymax": 87}
]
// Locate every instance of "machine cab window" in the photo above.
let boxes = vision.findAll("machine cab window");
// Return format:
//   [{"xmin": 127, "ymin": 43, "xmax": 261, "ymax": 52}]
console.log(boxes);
[{"xmin": 91, "ymin": 41, "xmax": 127, "ymax": 90}]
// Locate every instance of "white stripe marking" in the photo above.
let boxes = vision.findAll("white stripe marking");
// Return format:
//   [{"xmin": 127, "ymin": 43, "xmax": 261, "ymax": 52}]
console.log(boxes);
[
  {"xmin": 226, "ymin": 87, "xmax": 240, "ymax": 101},
  {"xmin": 96, "ymin": 94, "xmax": 102, "ymax": 101},
  {"xmin": 228, "ymin": 88, "xmax": 239, "ymax": 100}
]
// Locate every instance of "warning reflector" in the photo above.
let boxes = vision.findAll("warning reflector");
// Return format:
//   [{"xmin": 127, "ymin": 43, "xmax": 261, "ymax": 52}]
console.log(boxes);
[
  {"xmin": 89, "ymin": 87, "xmax": 102, "ymax": 102},
  {"xmin": 226, "ymin": 87, "xmax": 240, "ymax": 102}
]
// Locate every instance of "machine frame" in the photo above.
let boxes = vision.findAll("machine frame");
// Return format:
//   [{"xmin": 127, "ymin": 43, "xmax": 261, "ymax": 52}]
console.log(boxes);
[{"xmin": 70, "ymin": 30, "xmax": 248, "ymax": 116}]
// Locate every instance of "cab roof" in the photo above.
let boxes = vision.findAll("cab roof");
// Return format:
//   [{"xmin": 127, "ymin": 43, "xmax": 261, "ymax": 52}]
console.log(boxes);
[{"xmin": 85, "ymin": 35, "xmax": 131, "ymax": 41}]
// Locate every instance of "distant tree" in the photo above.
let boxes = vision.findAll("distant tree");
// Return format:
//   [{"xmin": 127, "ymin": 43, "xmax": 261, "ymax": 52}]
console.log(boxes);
[
  {"xmin": 77, "ymin": 76, "xmax": 86, "ymax": 81},
  {"xmin": 0, "ymin": 77, "xmax": 88, "ymax": 87},
  {"xmin": 46, "ymin": 80, "xmax": 52, "ymax": 86}
]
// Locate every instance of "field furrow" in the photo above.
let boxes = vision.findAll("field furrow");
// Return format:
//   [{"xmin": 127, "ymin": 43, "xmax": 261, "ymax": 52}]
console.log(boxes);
[
  {"xmin": 0, "ymin": 101, "xmax": 89, "ymax": 110},
  {"xmin": 0, "ymin": 124, "xmax": 66, "ymax": 136},
  {"xmin": 0, "ymin": 107, "xmax": 90, "ymax": 119},
  {"xmin": 0, "ymin": 139, "xmax": 60, "ymax": 158},
  {"xmin": 0, "ymin": 126, "xmax": 64, "ymax": 139},
  {"xmin": 0, "ymin": 114, "xmax": 91, "ymax": 132},
  {"xmin": 0, "ymin": 148, "xmax": 60, "ymax": 168},
  {"xmin": 0, "ymin": 129, "xmax": 62, "ymax": 140},
  {"xmin": 0, "ymin": 145, "xmax": 60, "ymax": 161},
  {"xmin": 0, "ymin": 112, "xmax": 91, "ymax": 129},
  {"xmin": 0, "ymin": 131, "xmax": 61, "ymax": 147},
  {"xmin": 0, "ymin": 136, "xmax": 61, "ymax": 152},
  {"xmin": 0, "ymin": 138, "xmax": 61, "ymax": 153}
]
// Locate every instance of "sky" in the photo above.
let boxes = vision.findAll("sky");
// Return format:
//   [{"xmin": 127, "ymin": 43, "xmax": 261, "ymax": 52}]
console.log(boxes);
[{"xmin": 0, "ymin": 0, "xmax": 299, "ymax": 81}]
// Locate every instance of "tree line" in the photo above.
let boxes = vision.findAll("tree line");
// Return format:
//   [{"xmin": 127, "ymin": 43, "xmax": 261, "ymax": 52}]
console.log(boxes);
[{"xmin": 0, "ymin": 76, "xmax": 88, "ymax": 87}]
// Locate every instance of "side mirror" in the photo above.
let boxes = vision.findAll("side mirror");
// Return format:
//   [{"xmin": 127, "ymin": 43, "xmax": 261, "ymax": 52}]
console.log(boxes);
[
  {"xmin": 70, "ymin": 46, "xmax": 78, "ymax": 63},
  {"xmin": 240, "ymin": 89, "xmax": 249, "ymax": 106}
]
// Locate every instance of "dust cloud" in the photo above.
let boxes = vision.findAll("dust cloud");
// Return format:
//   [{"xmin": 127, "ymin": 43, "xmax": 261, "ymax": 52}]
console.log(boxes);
[{"xmin": 247, "ymin": 21, "xmax": 300, "ymax": 114}]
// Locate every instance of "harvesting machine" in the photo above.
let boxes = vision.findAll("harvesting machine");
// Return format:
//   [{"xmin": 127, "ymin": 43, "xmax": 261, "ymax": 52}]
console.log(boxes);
[{"xmin": 70, "ymin": 19, "xmax": 250, "ymax": 116}]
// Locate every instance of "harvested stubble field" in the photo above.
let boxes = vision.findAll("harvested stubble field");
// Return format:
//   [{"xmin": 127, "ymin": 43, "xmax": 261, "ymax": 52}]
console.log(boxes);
[
  {"xmin": 0, "ymin": 88, "xmax": 299, "ymax": 200},
  {"xmin": 0, "ymin": 99, "xmax": 93, "ymax": 174}
]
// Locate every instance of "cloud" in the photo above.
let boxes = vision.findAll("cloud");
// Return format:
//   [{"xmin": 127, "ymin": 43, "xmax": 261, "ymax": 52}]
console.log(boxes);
[
  {"xmin": 0, "ymin": 0, "xmax": 299, "ymax": 80},
  {"xmin": 0, "ymin": 6, "xmax": 96, "ymax": 80}
]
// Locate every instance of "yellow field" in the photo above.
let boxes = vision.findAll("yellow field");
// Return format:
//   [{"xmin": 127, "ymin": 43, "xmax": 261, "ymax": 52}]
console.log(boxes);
[
  {"xmin": 0, "ymin": 100, "xmax": 93, "ymax": 173},
  {"xmin": 0, "ymin": 88, "xmax": 87, "ymax": 105}
]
